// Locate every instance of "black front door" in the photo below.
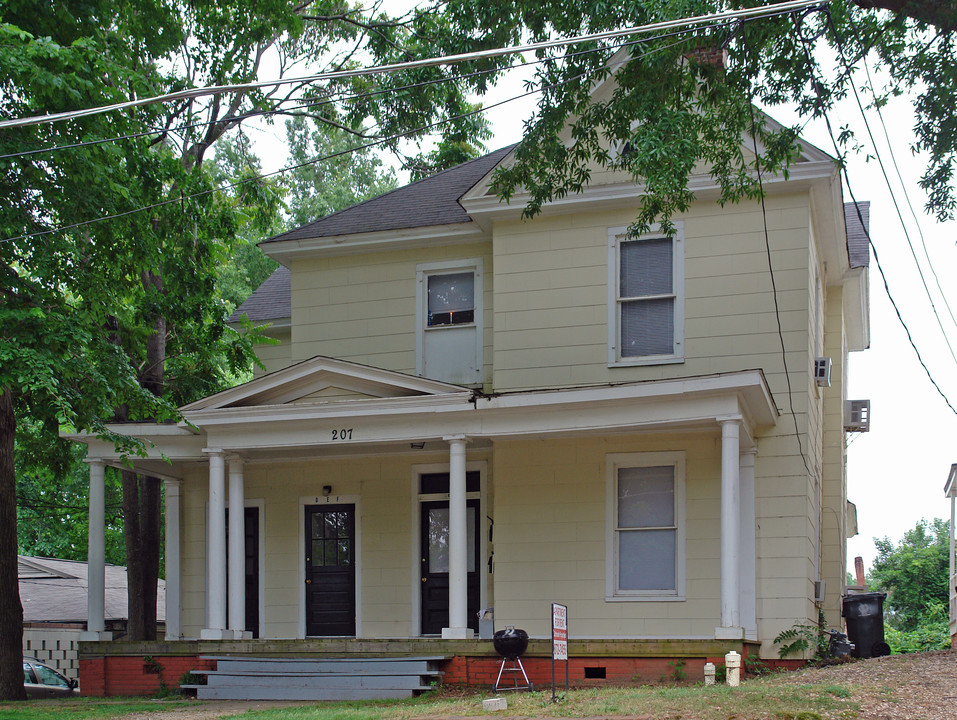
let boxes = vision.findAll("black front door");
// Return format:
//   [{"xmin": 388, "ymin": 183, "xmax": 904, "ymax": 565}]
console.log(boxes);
[
  {"xmin": 305, "ymin": 504, "xmax": 356, "ymax": 636},
  {"xmin": 225, "ymin": 506, "xmax": 260, "ymax": 638},
  {"xmin": 420, "ymin": 498, "xmax": 480, "ymax": 635}
]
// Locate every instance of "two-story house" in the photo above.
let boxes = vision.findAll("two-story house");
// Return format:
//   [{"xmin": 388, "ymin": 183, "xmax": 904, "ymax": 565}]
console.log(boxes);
[{"xmin": 71, "ymin": 96, "xmax": 870, "ymax": 695}]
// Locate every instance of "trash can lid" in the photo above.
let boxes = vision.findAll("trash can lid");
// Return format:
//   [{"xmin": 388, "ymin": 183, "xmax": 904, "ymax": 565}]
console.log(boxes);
[{"xmin": 842, "ymin": 592, "xmax": 887, "ymax": 602}]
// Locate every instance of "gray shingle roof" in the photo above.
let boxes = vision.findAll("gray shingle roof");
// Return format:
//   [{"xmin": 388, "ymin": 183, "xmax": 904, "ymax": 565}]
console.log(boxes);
[
  {"xmin": 261, "ymin": 145, "xmax": 515, "ymax": 244},
  {"xmin": 845, "ymin": 201, "xmax": 870, "ymax": 269},
  {"xmin": 19, "ymin": 556, "xmax": 165, "ymax": 624},
  {"xmin": 229, "ymin": 265, "xmax": 290, "ymax": 323}
]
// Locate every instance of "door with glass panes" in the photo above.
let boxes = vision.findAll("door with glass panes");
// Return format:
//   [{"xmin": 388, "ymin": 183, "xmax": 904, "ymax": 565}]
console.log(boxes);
[
  {"xmin": 419, "ymin": 471, "xmax": 480, "ymax": 635},
  {"xmin": 304, "ymin": 504, "xmax": 355, "ymax": 636}
]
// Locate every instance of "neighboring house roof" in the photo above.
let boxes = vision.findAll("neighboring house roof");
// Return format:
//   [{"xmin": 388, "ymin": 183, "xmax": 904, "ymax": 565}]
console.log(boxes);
[
  {"xmin": 18, "ymin": 556, "xmax": 165, "ymax": 624},
  {"xmin": 844, "ymin": 201, "xmax": 870, "ymax": 269},
  {"xmin": 262, "ymin": 145, "xmax": 517, "ymax": 245},
  {"xmin": 229, "ymin": 265, "xmax": 290, "ymax": 324}
]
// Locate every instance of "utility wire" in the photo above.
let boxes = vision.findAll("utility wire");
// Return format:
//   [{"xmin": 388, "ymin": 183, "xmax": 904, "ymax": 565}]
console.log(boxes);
[
  {"xmin": 0, "ymin": 24, "xmax": 738, "ymax": 245},
  {"xmin": 0, "ymin": 0, "xmax": 829, "ymax": 130},
  {"xmin": 842, "ymin": 9, "xmax": 957, "ymax": 335},
  {"xmin": 747, "ymin": 92, "xmax": 814, "ymax": 478},
  {"xmin": 793, "ymin": 17, "xmax": 957, "ymax": 416},
  {"xmin": 826, "ymin": 11, "xmax": 957, "ymax": 370},
  {"xmin": 0, "ymin": 27, "xmax": 657, "ymax": 161}
]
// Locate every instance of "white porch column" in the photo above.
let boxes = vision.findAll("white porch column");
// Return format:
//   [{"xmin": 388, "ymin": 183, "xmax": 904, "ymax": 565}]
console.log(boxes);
[
  {"xmin": 202, "ymin": 449, "xmax": 228, "ymax": 639},
  {"xmin": 739, "ymin": 449, "xmax": 757, "ymax": 640},
  {"xmin": 716, "ymin": 417, "xmax": 744, "ymax": 639},
  {"xmin": 81, "ymin": 460, "xmax": 112, "ymax": 641},
  {"xmin": 227, "ymin": 455, "xmax": 249, "ymax": 639},
  {"xmin": 442, "ymin": 435, "xmax": 473, "ymax": 639},
  {"xmin": 164, "ymin": 479, "xmax": 182, "ymax": 641}
]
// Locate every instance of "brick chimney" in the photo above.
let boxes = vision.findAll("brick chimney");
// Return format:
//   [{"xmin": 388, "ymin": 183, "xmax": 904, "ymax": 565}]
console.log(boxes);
[{"xmin": 854, "ymin": 556, "xmax": 866, "ymax": 586}]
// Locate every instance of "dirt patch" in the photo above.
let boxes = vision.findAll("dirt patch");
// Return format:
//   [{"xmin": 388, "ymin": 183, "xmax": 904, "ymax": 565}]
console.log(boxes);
[{"xmin": 770, "ymin": 649, "xmax": 957, "ymax": 719}]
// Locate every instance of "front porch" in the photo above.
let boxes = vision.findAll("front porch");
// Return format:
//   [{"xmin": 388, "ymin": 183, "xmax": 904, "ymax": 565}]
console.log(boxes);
[{"xmin": 78, "ymin": 636, "xmax": 767, "ymax": 696}]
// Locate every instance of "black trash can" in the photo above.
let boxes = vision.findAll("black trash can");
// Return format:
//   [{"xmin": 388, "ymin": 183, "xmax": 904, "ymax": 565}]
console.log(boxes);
[{"xmin": 842, "ymin": 592, "xmax": 891, "ymax": 658}]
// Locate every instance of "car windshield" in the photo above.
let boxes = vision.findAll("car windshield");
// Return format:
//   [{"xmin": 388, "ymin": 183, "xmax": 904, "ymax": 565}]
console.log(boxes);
[{"xmin": 32, "ymin": 664, "xmax": 69, "ymax": 687}]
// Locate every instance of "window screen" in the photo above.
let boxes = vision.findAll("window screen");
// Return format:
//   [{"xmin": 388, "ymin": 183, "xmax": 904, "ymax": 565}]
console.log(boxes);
[
  {"xmin": 428, "ymin": 272, "xmax": 474, "ymax": 326},
  {"xmin": 619, "ymin": 238, "xmax": 675, "ymax": 357},
  {"xmin": 617, "ymin": 465, "xmax": 676, "ymax": 591}
]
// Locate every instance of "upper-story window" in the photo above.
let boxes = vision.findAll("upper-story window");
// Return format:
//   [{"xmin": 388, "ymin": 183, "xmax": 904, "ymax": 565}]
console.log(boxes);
[
  {"xmin": 427, "ymin": 272, "xmax": 474, "ymax": 327},
  {"xmin": 416, "ymin": 259, "xmax": 483, "ymax": 386},
  {"xmin": 608, "ymin": 224, "xmax": 684, "ymax": 366}
]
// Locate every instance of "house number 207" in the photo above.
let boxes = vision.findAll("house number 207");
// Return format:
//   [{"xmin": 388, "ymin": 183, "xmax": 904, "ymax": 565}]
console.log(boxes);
[{"xmin": 331, "ymin": 428, "xmax": 353, "ymax": 440}]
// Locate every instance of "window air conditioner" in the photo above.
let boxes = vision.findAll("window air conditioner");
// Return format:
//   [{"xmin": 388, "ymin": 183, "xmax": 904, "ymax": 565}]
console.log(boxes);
[
  {"xmin": 844, "ymin": 400, "xmax": 870, "ymax": 432},
  {"xmin": 813, "ymin": 357, "xmax": 832, "ymax": 387}
]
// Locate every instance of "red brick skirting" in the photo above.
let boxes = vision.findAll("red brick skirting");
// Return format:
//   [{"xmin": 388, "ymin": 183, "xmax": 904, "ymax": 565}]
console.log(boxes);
[
  {"xmin": 80, "ymin": 655, "xmax": 215, "ymax": 696},
  {"xmin": 80, "ymin": 651, "xmax": 805, "ymax": 696}
]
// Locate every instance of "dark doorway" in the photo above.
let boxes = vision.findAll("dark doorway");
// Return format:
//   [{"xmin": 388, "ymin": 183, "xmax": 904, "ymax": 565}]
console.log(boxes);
[
  {"xmin": 420, "ymin": 493, "xmax": 480, "ymax": 635},
  {"xmin": 225, "ymin": 506, "xmax": 260, "ymax": 638},
  {"xmin": 304, "ymin": 504, "xmax": 356, "ymax": 636}
]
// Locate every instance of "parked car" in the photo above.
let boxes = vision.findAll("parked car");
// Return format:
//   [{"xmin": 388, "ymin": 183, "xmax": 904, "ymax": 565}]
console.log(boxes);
[{"xmin": 22, "ymin": 657, "xmax": 78, "ymax": 698}]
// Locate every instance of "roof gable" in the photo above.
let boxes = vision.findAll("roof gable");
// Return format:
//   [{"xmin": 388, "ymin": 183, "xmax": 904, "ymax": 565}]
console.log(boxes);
[{"xmin": 181, "ymin": 355, "xmax": 470, "ymax": 412}]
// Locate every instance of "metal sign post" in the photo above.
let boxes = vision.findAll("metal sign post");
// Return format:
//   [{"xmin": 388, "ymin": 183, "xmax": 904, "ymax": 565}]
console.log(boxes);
[{"xmin": 551, "ymin": 602, "xmax": 568, "ymax": 702}]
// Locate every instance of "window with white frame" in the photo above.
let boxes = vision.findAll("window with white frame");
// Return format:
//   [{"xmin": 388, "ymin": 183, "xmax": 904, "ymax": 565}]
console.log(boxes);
[
  {"xmin": 415, "ymin": 259, "xmax": 483, "ymax": 385},
  {"xmin": 606, "ymin": 452, "xmax": 685, "ymax": 600},
  {"xmin": 608, "ymin": 225, "xmax": 684, "ymax": 365}
]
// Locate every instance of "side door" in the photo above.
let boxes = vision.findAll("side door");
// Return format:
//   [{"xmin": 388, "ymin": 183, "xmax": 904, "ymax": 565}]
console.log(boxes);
[{"xmin": 420, "ymin": 498, "xmax": 480, "ymax": 635}]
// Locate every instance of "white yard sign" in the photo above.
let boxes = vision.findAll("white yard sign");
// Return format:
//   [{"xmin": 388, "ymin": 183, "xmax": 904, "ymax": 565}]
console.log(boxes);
[{"xmin": 552, "ymin": 603, "xmax": 568, "ymax": 661}]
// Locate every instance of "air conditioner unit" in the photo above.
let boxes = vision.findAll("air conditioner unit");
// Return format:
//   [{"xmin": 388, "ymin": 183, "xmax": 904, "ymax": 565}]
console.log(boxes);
[
  {"xmin": 844, "ymin": 400, "xmax": 870, "ymax": 432},
  {"xmin": 813, "ymin": 357, "xmax": 832, "ymax": 387},
  {"xmin": 814, "ymin": 580, "xmax": 826, "ymax": 605}
]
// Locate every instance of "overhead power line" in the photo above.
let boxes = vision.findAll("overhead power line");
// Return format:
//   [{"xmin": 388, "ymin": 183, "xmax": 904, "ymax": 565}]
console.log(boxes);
[{"xmin": 0, "ymin": 0, "xmax": 828, "ymax": 130}]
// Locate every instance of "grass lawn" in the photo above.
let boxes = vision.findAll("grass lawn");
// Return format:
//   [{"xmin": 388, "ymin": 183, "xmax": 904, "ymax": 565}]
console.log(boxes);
[
  {"xmin": 0, "ymin": 681, "xmax": 859, "ymax": 720},
  {"xmin": 0, "ymin": 698, "xmax": 193, "ymax": 720},
  {"xmin": 220, "ymin": 683, "xmax": 857, "ymax": 720}
]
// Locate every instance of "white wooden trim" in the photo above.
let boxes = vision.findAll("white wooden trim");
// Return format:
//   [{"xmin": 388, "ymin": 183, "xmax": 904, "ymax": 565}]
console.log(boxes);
[
  {"xmin": 410, "ymin": 460, "xmax": 487, "ymax": 636},
  {"xmin": 605, "ymin": 451, "xmax": 686, "ymax": 601},
  {"xmin": 607, "ymin": 223, "xmax": 685, "ymax": 366},
  {"xmin": 297, "ymin": 494, "xmax": 362, "ymax": 639}
]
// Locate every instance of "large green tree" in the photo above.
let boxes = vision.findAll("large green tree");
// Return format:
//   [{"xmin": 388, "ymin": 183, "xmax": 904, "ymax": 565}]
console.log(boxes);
[
  {"xmin": 870, "ymin": 518, "xmax": 950, "ymax": 633},
  {"xmin": 393, "ymin": 0, "xmax": 957, "ymax": 233}
]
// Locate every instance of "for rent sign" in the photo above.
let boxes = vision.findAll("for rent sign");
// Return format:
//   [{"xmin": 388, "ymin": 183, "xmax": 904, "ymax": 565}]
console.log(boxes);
[
  {"xmin": 551, "ymin": 602, "xmax": 569, "ymax": 701},
  {"xmin": 551, "ymin": 603, "xmax": 568, "ymax": 660}
]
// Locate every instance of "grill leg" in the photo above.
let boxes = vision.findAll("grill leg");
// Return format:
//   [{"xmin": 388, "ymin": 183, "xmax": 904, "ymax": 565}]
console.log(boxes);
[{"xmin": 493, "ymin": 658, "xmax": 507, "ymax": 692}]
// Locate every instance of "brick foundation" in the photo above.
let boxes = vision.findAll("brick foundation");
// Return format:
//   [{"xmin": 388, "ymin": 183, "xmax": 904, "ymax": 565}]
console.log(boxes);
[{"xmin": 80, "ymin": 655, "xmax": 214, "ymax": 697}]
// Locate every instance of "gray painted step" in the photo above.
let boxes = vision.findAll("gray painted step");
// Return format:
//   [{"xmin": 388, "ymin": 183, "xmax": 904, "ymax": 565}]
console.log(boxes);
[{"xmin": 190, "ymin": 655, "xmax": 447, "ymax": 701}]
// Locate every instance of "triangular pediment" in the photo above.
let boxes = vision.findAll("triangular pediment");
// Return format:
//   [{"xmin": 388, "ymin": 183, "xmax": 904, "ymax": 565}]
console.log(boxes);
[{"xmin": 181, "ymin": 356, "xmax": 470, "ymax": 412}]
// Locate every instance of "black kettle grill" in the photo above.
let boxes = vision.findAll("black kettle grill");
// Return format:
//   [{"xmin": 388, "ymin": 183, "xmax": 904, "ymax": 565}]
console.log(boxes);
[{"xmin": 491, "ymin": 626, "xmax": 533, "ymax": 692}]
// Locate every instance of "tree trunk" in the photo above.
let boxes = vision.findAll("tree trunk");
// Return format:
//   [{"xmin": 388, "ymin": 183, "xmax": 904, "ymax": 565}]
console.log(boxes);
[
  {"xmin": 123, "ymin": 274, "xmax": 166, "ymax": 641},
  {"xmin": 0, "ymin": 389, "xmax": 26, "ymax": 700},
  {"xmin": 122, "ymin": 470, "xmax": 161, "ymax": 641}
]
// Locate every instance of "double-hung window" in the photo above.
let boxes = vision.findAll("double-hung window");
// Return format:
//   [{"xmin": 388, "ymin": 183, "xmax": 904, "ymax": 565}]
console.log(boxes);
[
  {"xmin": 415, "ymin": 259, "xmax": 483, "ymax": 386},
  {"xmin": 608, "ymin": 225, "xmax": 684, "ymax": 365},
  {"xmin": 606, "ymin": 452, "xmax": 685, "ymax": 600}
]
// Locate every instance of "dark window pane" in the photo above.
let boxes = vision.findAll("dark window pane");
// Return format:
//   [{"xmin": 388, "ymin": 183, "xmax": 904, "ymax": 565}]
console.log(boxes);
[
  {"xmin": 620, "ymin": 238, "xmax": 672, "ymax": 298},
  {"xmin": 621, "ymin": 298, "xmax": 674, "ymax": 356}
]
